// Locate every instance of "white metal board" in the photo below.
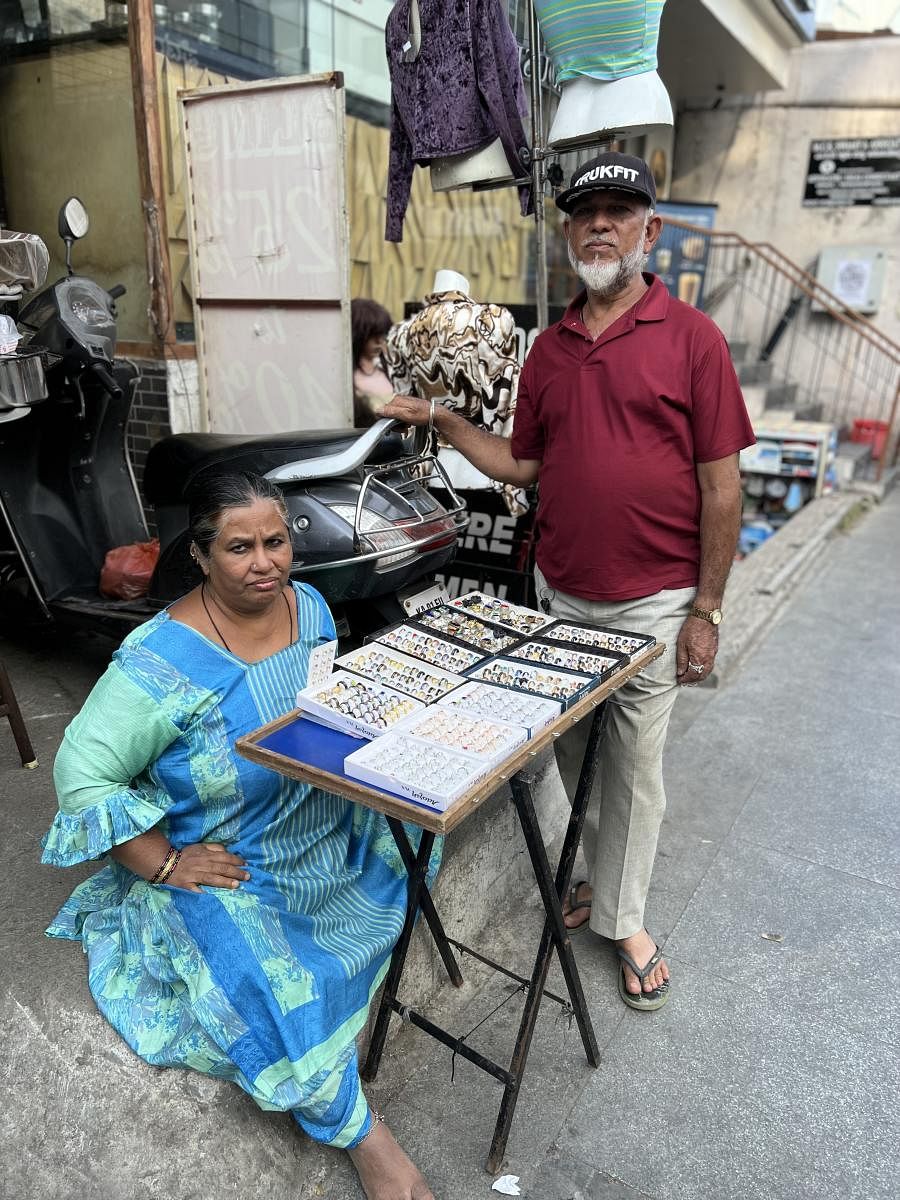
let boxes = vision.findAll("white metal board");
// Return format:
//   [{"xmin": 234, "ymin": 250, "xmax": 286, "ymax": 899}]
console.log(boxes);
[{"xmin": 181, "ymin": 73, "xmax": 353, "ymax": 433}]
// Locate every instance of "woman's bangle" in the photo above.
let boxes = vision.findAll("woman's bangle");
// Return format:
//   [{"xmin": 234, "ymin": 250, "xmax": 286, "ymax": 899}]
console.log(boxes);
[
  {"xmin": 156, "ymin": 849, "xmax": 182, "ymax": 885},
  {"xmin": 150, "ymin": 847, "xmax": 179, "ymax": 885}
]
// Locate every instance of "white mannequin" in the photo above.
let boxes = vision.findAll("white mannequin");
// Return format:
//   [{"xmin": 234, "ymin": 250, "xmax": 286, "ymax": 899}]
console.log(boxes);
[
  {"xmin": 431, "ymin": 268, "xmax": 470, "ymax": 295},
  {"xmin": 548, "ymin": 72, "xmax": 673, "ymax": 150},
  {"xmin": 430, "ymin": 141, "xmax": 524, "ymax": 193}
]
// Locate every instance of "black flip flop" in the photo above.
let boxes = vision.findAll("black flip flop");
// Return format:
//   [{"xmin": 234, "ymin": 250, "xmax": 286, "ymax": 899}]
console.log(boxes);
[
  {"xmin": 563, "ymin": 879, "xmax": 592, "ymax": 934},
  {"xmin": 616, "ymin": 938, "xmax": 670, "ymax": 1011}
]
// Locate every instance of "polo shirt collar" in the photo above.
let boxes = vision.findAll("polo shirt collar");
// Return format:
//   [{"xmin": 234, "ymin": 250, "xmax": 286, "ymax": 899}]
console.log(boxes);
[{"xmin": 561, "ymin": 272, "xmax": 670, "ymax": 332}]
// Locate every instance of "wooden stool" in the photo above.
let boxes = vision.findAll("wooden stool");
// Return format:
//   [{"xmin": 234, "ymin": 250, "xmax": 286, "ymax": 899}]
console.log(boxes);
[{"xmin": 0, "ymin": 660, "xmax": 37, "ymax": 769}]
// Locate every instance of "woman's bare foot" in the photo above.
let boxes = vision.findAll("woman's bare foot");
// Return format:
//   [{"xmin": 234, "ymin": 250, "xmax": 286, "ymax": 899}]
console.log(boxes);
[
  {"xmin": 348, "ymin": 1118, "xmax": 435, "ymax": 1200},
  {"xmin": 616, "ymin": 928, "xmax": 669, "ymax": 995}
]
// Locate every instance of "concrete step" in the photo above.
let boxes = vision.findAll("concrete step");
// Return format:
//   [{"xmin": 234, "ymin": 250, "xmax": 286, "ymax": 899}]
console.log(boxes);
[
  {"xmin": 764, "ymin": 382, "xmax": 799, "ymax": 410},
  {"xmin": 728, "ymin": 339, "xmax": 752, "ymax": 364},
  {"xmin": 737, "ymin": 361, "xmax": 775, "ymax": 386}
]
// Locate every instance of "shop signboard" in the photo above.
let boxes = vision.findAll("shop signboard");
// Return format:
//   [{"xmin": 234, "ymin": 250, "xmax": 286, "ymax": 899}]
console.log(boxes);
[
  {"xmin": 803, "ymin": 137, "xmax": 900, "ymax": 208},
  {"xmin": 647, "ymin": 201, "xmax": 717, "ymax": 309},
  {"xmin": 181, "ymin": 73, "xmax": 353, "ymax": 435}
]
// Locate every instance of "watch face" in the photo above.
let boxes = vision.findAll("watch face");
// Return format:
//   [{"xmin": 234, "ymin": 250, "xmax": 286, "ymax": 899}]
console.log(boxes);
[{"xmin": 710, "ymin": 610, "xmax": 722, "ymax": 625}]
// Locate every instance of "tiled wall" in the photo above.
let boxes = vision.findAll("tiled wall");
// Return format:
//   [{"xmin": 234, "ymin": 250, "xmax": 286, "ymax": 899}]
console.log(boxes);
[{"xmin": 126, "ymin": 360, "xmax": 172, "ymax": 531}]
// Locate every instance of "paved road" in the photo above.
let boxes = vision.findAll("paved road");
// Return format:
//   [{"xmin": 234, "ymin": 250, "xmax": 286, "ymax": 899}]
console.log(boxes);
[{"xmin": 1, "ymin": 490, "xmax": 896, "ymax": 1199}]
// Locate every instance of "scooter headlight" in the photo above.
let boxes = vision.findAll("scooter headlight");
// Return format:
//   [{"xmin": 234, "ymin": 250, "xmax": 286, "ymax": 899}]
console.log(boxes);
[{"xmin": 67, "ymin": 285, "xmax": 110, "ymax": 329}]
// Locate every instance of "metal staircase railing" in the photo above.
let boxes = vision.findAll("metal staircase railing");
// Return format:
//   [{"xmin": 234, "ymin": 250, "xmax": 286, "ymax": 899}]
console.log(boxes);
[{"xmin": 663, "ymin": 216, "xmax": 900, "ymax": 481}]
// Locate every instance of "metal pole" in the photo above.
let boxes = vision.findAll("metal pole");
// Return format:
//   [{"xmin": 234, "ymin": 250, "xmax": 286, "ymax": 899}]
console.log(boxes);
[{"xmin": 528, "ymin": 0, "xmax": 549, "ymax": 333}]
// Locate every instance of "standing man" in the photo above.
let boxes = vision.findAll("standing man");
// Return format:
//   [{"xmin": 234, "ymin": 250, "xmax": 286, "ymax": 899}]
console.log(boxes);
[{"xmin": 382, "ymin": 152, "xmax": 754, "ymax": 1012}]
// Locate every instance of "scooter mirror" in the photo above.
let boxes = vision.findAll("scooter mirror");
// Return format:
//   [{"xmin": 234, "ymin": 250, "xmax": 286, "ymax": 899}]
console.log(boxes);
[{"xmin": 58, "ymin": 197, "xmax": 89, "ymax": 242}]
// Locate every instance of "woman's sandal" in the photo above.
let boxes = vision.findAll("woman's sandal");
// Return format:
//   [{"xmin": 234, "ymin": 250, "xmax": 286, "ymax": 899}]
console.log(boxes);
[
  {"xmin": 562, "ymin": 880, "xmax": 592, "ymax": 933},
  {"xmin": 616, "ymin": 939, "xmax": 671, "ymax": 1012}
]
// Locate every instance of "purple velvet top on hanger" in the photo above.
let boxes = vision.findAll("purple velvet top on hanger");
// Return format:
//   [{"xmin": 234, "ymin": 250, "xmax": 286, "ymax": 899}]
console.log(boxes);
[{"xmin": 384, "ymin": 0, "xmax": 533, "ymax": 243}]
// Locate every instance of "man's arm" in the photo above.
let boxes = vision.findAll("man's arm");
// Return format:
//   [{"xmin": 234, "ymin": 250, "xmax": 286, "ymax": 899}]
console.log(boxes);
[
  {"xmin": 675, "ymin": 453, "xmax": 743, "ymax": 684},
  {"xmin": 380, "ymin": 395, "xmax": 541, "ymax": 487}
]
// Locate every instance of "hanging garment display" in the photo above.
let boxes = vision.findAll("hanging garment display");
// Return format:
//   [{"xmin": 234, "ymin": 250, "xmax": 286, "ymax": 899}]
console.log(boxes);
[
  {"xmin": 384, "ymin": 0, "xmax": 532, "ymax": 242},
  {"xmin": 533, "ymin": 0, "xmax": 667, "ymax": 83},
  {"xmin": 383, "ymin": 284, "xmax": 528, "ymax": 516},
  {"xmin": 533, "ymin": 0, "xmax": 673, "ymax": 149}
]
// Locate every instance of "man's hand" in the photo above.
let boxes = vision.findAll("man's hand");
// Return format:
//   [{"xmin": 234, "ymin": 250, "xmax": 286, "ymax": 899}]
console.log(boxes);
[
  {"xmin": 675, "ymin": 615, "xmax": 719, "ymax": 686},
  {"xmin": 167, "ymin": 843, "xmax": 250, "ymax": 893},
  {"xmin": 380, "ymin": 395, "xmax": 434, "ymax": 427}
]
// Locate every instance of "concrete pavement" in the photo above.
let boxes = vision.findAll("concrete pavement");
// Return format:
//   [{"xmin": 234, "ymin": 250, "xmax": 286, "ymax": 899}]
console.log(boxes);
[{"xmin": 1, "ymin": 487, "xmax": 897, "ymax": 1199}]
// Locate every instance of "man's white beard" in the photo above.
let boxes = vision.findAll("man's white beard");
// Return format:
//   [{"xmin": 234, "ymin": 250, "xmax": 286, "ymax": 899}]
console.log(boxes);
[{"xmin": 568, "ymin": 237, "xmax": 649, "ymax": 300}]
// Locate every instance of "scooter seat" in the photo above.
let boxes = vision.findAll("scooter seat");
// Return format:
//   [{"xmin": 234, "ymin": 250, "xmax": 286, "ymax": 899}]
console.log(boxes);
[{"xmin": 144, "ymin": 427, "xmax": 407, "ymax": 506}]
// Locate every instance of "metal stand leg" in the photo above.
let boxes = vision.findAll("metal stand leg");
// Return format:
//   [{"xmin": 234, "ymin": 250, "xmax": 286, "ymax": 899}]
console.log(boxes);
[
  {"xmin": 361, "ymin": 821, "xmax": 464, "ymax": 1083},
  {"xmin": 360, "ymin": 702, "xmax": 609, "ymax": 1175},
  {"xmin": 486, "ymin": 702, "xmax": 608, "ymax": 1174},
  {"xmin": 384, "ymin": 817, "xmax": 464, "ymax": 989},
  {"xmin": 0, "ymin": 661, "xmax": 37, "ymax": 769}
]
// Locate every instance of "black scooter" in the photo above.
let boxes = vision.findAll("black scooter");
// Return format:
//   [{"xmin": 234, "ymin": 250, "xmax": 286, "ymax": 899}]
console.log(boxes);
[{"xmin": 0, "ymin": 199, "xmax": 467, "ymax": 641}]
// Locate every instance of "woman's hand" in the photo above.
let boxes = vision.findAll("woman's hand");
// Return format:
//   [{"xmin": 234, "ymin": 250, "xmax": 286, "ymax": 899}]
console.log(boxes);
[{"xmin": 167, "ymin": 843, "xmax": 251, "ymax": 893}]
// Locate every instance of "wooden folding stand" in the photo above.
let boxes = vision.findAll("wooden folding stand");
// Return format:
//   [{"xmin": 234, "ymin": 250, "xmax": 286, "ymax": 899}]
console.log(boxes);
[
  {"xmin": 237, "ymin": 642, "xmax": 664, "ymax": 1173},
  {"xmin": 0, "ymin": 660, "xmax": 37, "ymax": 769}
]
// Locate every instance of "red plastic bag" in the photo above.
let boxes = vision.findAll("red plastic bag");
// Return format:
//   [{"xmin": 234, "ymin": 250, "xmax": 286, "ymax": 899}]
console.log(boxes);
[{"xmin": 99, "ymin": 539, "xmax": 160, "ymax": 601}]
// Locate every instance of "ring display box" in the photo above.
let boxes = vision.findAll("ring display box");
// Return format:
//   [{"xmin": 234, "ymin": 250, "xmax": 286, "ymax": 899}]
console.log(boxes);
[
  {"xmin": 392, "ymin": 706, "xmax": 527, "ymax": 769},
  {"xmin": 466, "ymin": 657, "xmax": 599, "ymax": 709},
  {"xmin": 413, "ymin": 604, "xmax": 521, "ymax": 654},
  {"xmin": 507, "ymin": 638, "xmax": 626, "ymax": 681},
  {"xmin": 344, "ymin": 733, "xmax": 493, "ymax": 812},
  {"xmin": 449, "ymin": 590, "xmax": 555, "ymax": 637},
  {"xmin": 296, "ymin": 670, "xmax": 423, "ymax": 740},
  {"xmin": 436, "ymin": 680, "xmax": 561, "ymax": 737},
  {"xmin": 542, "ymin": 621, "xmax": 657, "ymax": 660},
  {"xmin": 336, "ymin": 644, "xmax": 464, "ymax": 704},
  {"xmin": 374, "ymin": 622, "xmax": 487, "ymax": 674}
]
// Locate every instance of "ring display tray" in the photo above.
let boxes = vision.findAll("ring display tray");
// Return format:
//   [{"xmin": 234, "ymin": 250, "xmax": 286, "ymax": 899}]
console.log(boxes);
[
  {"xmin": 466, "ymin": 656, "xmax": 599, "ymax": 708},
  {"xmin": 374, "ymin": 622, "xmax": 487, "ymax": 674},
  {"xmin": 344, "ymin": 732, "xmax": 494, "ymax": 813},
  {"xmin": 237, "ymin": 642, "xmax": 666, "ymax": 1177},
  {"xmin": 412, "ymin": 604, "xmax": 521, "ymax": 655},
  {"xmin": 391, "ymin": 705, "xmax": 527, "ymax": 769},
  {"xmin": 436, "ymin": 680, "xmax": 561, "ymax": 737},
  {"xmin": 506, "ymin": 638, "xmax": 626, "ymax": 681},
  {"xmin": 542, "ymin": 620, "xmax": 657, "ymax": 660},
  {"xmin": 336, "ymin": 644, "xmax": 464, "ymax": 704},
  {"xmin": 296, "ymin": 670, "xmax": 423, "ymax": 740},
  {"xmin": 448, "ymin": 590, "xmax": 555, "ymax": 637}
]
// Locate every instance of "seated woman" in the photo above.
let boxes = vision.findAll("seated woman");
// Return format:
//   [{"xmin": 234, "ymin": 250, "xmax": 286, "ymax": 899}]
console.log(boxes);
[
  {"xmin": 40, "ymin": 470, "xmax": 436, "ymax": 1200},
  {"xmin": 352, "ymin": 298, "xmax": 396, "ymax": 427}
]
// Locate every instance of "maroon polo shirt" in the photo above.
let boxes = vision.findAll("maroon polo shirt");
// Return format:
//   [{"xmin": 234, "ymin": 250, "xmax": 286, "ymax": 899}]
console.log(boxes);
[{"xmin": 510, "ymin": 275, "xmax": 755, "ymax": 601}]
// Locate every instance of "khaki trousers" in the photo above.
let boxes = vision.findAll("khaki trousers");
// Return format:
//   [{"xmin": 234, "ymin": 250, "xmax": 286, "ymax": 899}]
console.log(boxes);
[{"xmin": 535, "ymin": 567, "xmax": 693, "ymax": 940}]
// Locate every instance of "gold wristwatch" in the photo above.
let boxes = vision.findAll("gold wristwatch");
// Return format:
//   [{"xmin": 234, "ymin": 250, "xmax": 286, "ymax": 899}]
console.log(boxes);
[{"xmin": 690, "ymin": 605, "xmax": 723, "ymax": 626}]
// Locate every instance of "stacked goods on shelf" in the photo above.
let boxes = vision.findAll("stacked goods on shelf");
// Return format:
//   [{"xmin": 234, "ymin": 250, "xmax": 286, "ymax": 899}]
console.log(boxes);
[
  {"xmin": 335, "ymin": 644, "xmax": 464, "ymax": 703},
  {"xmin": 448, "ymin": 590, "xmax": 555, "ymax": 637},
  {"xmin": 343, "ymin": 734, "xmax": 494, "ymax": 812},
  {"xmin": 541, "ymin": 621, "xmax": 656, "ymax": 661},
  {"xmin": 466, "ymin": 657, "xmax": 597, "ymax": 708},
  {"xmin": 297, "ymin": 671, "xmax": 423, "ymax": 740},
  {"xmin": 506, "ymin": 639, "xmax": 626, "ymax": 682},
  {"xmin": 436, "ymin": 681, "xmax": 561, "ymax": 737}
]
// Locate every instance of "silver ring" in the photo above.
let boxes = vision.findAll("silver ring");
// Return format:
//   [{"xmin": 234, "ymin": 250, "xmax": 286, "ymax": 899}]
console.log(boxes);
[{"xmin": 688, "ymin": 662, "xmax": 704, "ymax": 673}]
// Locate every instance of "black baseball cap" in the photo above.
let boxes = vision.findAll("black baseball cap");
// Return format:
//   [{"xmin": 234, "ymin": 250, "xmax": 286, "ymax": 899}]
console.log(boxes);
[{"xmin": 555, "ymin": 152, "xmax": 656, "ymax": 212}]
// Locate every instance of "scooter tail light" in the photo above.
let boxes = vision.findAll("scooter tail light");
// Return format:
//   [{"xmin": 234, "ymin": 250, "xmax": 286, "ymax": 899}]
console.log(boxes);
[{"xmin": 329, "ymin": 503, "xmax": 417, "ymax": 567}]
